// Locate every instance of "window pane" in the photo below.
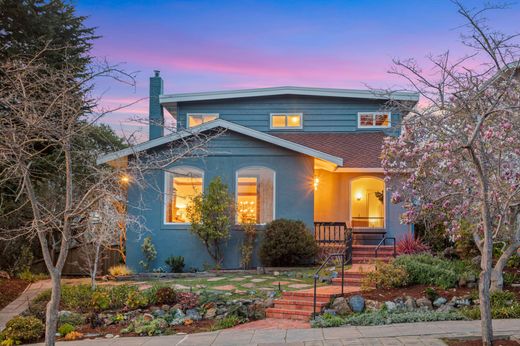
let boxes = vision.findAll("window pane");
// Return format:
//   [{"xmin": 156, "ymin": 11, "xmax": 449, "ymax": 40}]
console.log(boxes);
[
  {"xmin": 271, "ymin": 115, "xmax": 286, "ymax": 128},
  {"xmin": 375, "ymin": 113, "xmax": 389, "ymax": 127},
  {"xmin": 166, "ymin": 168, "xmax": 203, "ymax": 223},
  {"xmin": 351, "ymin": 177, "xmax": 385, "ymax": 228},
  {"xmin": 359, "ymin": 114, "xmax": 374, "ymax": 127},
  {"xmin": 188, "ymin": 114, "xmax": 218, "ymax": 128},
  {"xmin": 287, "ymin": 114, "xmax": 302, "ymax": 127},
  {"xmin": 237, "ymin": 167, "xmax": 274, "ymax": 224}
]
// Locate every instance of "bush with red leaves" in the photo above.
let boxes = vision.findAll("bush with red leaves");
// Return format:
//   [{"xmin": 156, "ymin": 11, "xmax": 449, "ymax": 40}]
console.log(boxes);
[
  {"xmin": 397, "ymin": 233, "xmax": 430, "ymax": 255},
  {"xmin": 176, "ymin": 292, "xmax": 199, "ymax": 310}
]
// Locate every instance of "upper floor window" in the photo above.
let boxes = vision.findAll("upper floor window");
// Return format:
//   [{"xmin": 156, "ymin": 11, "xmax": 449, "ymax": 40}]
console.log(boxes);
[
  {"xmin": 187, "ymin": 113, "xmax": 219, "ymax": 128},
  {"xmin": 270, "ymin": 113, "xmax": 302, "ymax": 129},
  {"xmin": 165, "ymin": 166, "xmax": 203, "ymax": 223},
  {"xmin": 357, "ymin": 112, "xmax": 391, "ymax": 128},
  {"xmin": 236, "ymin": 167, "xmax": 275, "ymax": 224}
]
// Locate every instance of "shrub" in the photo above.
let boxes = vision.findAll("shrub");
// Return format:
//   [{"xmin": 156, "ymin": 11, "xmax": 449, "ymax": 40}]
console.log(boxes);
[
  {"xmin": 16, "ymin": 269, "xmax": 48, "ymax": 283},
  {"xmin": 126, "ymin": 290, "xmax": 149, "ymax": 310},
  {"xmin": 58, "ymin": 312, "xmax": 85, "ymax": 327},
  {"xmin": 108, "ymin": 264, "xmax": 133, "ymax": 276},
  {"xmin": 121, "ymin": 316, "xmax": 168, "ymax": 336},
  {"xmin": 27, "ymin": 290, "xmax": 51, "ymax": 321},
  {"xmin": 504, "ymin": 272, "xmax": 520, "ymax": 286},
  {"xmin": 91, "ymin": 290, "xmax": 110, "ymax": 311},
  {"xmin": 310, "ymin": 313, "xmax": 345, "ymax": 328},
  {"xmin": 61, "ymin": 285, "xmax": 94, "ymax": 312},
  {"xmin": 64, "ymin": 331, "xmax": 83, "ymax": 341},
  {"xmin": 176, "ymin": 292, "xmax": 199, "ymax": 310},
  {"xmin": 362, "ymin": 260, "xmax": 409, "ymax": 289},
  {"xmin": 259, "ymin": 219, "xmax": 318, "ymax": 266},
  {"xmin": 461, "ymin": 291, "xmax": 520, "ymax": 319},
  {"xmin": 396, "ymin": 233, "xmax": 430, "ymax": 255},
  {"xmin": 0, "ymin": 316, "xmax": 45, "ymax": 344},
  {"xmin": 139, "ymin": 236, "xmax": 157, "ymax": 272},
  {"xmin": 58, "ymin": 323, "xmax": 75, "ymax": 336},
  {"xmin": 108, "ymin": 285, "xmax": 137, "ymax": 309},
  {"xmin": 213, "ymin": 315, "xmax": 241, "ymax": 330},
  {"xmin": 156, "ymin": 287, "xmax": 177, "ymax": 305},
  {"xmin": 165, "ymin": 256, "xmax": 185, "ymax": 273},
  {"xmin": 454, "ymin": 222, "xmax": 480, "ymax": 260}
]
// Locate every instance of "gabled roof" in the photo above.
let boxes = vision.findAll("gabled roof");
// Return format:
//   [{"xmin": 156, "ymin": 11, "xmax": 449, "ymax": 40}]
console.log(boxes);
[
  {"xmin": 160, "ymin": 86, "xmax": 420, "ymax": 104},
  {"xmin": 273, "ymin": 132, "xmax": 387, "ymax": 169},
  {"xmin": 97, "ymin": 119, "xmax": 343, "ymax": 166}
]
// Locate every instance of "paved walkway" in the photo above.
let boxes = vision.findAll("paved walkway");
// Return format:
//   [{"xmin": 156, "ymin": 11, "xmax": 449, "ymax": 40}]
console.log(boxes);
[
  {"xmin": 35, "ymin": 319, "xmax": 520, "ymax": 345},
  {"xmin": 0, "ymin": 279, "xmax": 52, "ymax": 330}
]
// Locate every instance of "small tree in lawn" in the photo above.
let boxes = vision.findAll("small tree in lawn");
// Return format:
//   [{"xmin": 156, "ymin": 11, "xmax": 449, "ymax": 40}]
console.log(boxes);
[
  {"xmin": 187, "ymin": 176, "xmax": 234, "ymax": 267},
  {"xmin": 381, "ymin": 2, "xmax": 519, "ymax": 344},
  {"xmin": 238, "ymin": 202, "xmax": 257, "ymax": 269}
]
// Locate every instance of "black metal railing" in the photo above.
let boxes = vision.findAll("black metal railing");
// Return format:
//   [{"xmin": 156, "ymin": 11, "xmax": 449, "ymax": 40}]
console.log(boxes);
[
  {"xmin": 313, "ymin": 253, "xmax": 345, "ymax": 319},
  {"xmin": 374, "ymin": 236, "xmax": 397, "ymax": 258}
]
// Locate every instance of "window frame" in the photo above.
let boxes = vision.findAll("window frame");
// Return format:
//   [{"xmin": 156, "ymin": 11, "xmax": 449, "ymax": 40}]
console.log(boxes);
[
  {"xmin": 269, "ymin": 113, "xmax": 303, "ymax": 130},
  {"xmin": 357, "ymin": 112, "xmax": 391, "ymax": 129},
  {"xmin": 163, "ymin": 166, "xmax": 204, "ymax": 225},
  {"xmin": 186, "ymin": 113, "xmax": 219, "ymax": 128},
  {"xmin": 235, "ymin": 166, "xmax": 276, "ymax": 226}
]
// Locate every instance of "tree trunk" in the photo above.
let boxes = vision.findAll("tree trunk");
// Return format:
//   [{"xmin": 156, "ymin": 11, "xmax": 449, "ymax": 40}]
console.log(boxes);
[
  {"xmin": 45, "ymin": 273, "xmax": 61, "ymax": 346},
  {"xmin": 91, "ymin": 243, "xmax": 101, "ymax": 290},
  {"xmin": 490, "ymin": 267, "xmax": 504, "ymax": 292},
  {"xmin": 479, "ymin": 242, "xmax": 494, "ymax": 346}
]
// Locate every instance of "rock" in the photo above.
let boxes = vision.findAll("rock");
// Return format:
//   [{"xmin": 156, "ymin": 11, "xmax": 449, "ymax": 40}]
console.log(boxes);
[
  {"xmin": 152, "ymin": 309, "xmax": 165, "ymax": 317},
  {"xmin": 84, "ymin": 333, "xmax": 101, "ymax": 338},
  {"xmin": 416, "ymin": 297, "xmax": 433, "ymax": 310},
  {"xmin": 186, "ymin": 309, "xmax": 202, "ymax": 321},
  {"xmin": 384, "ymin": 301, "xmax": 397, "ymax": 311},
  {"xmin": 437, "ymin": 304, "xmax": 455, "ymax": 313},
  {"xmin": 105, "ymin": 334, "xmax": 114, "ymax": 339},
  {"xmin": 172, "ymin": 309, "xmax": 185, "ymax": 319},
  {"xmin": 404, "ymin": 297, "xmax": 416, "ymax": 310},
  {"xmin": 58, "ymin": 310, "xmax": 73, "ymax": 318},
  {"xmin": 467, "ymin": 282, "xmax": 477, "ymax": 289},
  {"xmin": 365, "ymin": 299, "xmax": 382, "ymax": 312},
  {"xmin": 161, "ymin": 304, "xmax": 170, "ymax": 311},
  {"xmin": 323, "ymin": 309, "xmax": 336, "ymax": 315},
  {"xmin": 273, "ymin": 271, "xmax": 280, "ymax": 276},
  {"xmin": 331, "ymin": 297, "xmax": 352, "ymax": 315},
  {"xmin": 451, "ymin": 297, "xmax": 471, "ymax": 307},
  {"xmin": 458, "ymin": 277, "xmax": 467, "ymax": 287},
  {"xmin": 263, "ymin": 298, "xmax": 274, "ymax": 308},
  {"xmin": 169, "ymin": 318, "xmax": 185, "ymax": 326},
  {"xmin": 143, "ymin": 313, "xmax": 154, "ymax": 321},
  {"xmin": 204, "ymin": 308, "xmax": 217, "ymax": 320},
  {"xmin": 320, "ymin": 275, "xmax": 332, "ymax": 284},
  {"xmin": 433, "ymin": 297, "xmax": 447, "ymax": 307},
  {"xmin": 0, "ymin": 271, "xmax": 10, "ymax": 280},
  {"xmin": 348, "ymin": 295, "xmax": 365, "ymax": 313},
  {"xmin": 330, "ymin": 271, "xmax": 338, "ymax": 279}
]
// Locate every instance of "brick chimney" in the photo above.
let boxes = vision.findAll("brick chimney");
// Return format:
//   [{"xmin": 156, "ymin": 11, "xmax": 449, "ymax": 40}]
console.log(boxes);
[{"xmin": 149, "ymin": 70, "xmax": 164, "ymax": 140}]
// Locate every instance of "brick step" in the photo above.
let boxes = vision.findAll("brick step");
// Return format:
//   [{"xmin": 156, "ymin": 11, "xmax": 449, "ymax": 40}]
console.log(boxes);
[
  {"xmin": 282, "ymin": 291, "xmax": 335, "ymax": 303},
  {"xmin": 332, "ymin": 277, "xmax": 364, "ymax": 285},
  {"xmin": 352, "ymin": 257, "xmax": 391, "ymax": 264},
  {"xmin": 352, "ymin": 250, "xmax": 395, "ymax": 256},
  {"xmin": 352, "ymin": 245, "xmax": 394, "ymax": 250},
  {"xmin": 274, "ymin": 299, "xmax": 328, "ymax": 312},
  {"xmin": 265, "ymin": 307, "xmax": 313, "ymax": 321}
]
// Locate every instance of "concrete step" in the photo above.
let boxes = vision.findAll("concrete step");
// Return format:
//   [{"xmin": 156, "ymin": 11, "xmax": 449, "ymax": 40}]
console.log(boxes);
[
  {"xmin": 265, "ymin": 307, "xmax": 314, "ymax": 320},
  {"xmin": 273, "ymin": 299, "xmax": 328, "ymax": 312}
]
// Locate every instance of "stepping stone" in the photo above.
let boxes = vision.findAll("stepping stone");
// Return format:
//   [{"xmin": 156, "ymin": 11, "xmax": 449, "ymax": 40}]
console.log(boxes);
[
  {"xmin": 173, "ymin": 284, "xmax": 190, "ymax": 290},
  {"xmin": 288, "ymin": 284, "xmax": 311, "ymax": 289},
  {"xmin": 234, "ymin": 290, "xmax": 246, "ymax": 294},
  {"xmin": 258, "ymin": 287, "xmax": 273, "ymax": 291},
  {"xmin": 138, "ymin": 284, "xmax": 152, "ymax": 291},
  {"xmin": 243, "ymin": 275, "xmax": 253, "ymax": 278},
  {"xmin": 242, "ymin": 283, "xmax": 256, "ymax": 288},
  {"xmin": 212, "ymin": 285, "xmax": 236, "ymax": 291},
  {"xmin": 251, "ymin": 278, "xmax": 266, "ymax": 283},
  {"xmin": 272, "ymin": 281, "xmax": 290, "ymax": 285},
  {"xmin": 207, "ymin": 277, "xmax": 226, "ymax": 282},
  {"xmin": 230, "ymin": 277, "xmax": 246, "ymax": 282}
]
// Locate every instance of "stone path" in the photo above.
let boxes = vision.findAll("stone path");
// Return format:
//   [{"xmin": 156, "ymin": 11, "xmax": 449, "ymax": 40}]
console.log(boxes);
[
  {"xmin": 0, "ymin": 279, "xmax": 52, "ymax": 331},
  {"xmin": 34, "ymin": 319, "xmax": 520, "ymax": 345}
]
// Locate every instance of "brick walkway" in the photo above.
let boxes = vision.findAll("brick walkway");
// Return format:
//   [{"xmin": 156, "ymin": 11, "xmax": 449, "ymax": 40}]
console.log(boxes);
[{"xmin": 33, "ymin": 319, "xmax": 520, "ymax": 345}]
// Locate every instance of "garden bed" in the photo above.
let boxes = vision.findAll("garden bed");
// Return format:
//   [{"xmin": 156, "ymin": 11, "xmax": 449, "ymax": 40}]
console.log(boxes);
[
  {"xmin": 444, "ymin": 337, "xmax": 520, "ymax": 346},
  {"xmin": 0, "ymin": 278, "xmax": 29, "ymax": 309}
]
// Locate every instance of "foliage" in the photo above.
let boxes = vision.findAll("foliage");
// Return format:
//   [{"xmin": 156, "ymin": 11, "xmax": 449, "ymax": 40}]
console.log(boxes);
[
  {"xmin": 108, "ymin": 264, "xmax": 133, "ymax": 277},
  {"xmin": 125, "ymin": 290, "xmax": 149, "ymax": 310},
  {"xmin": 413, "ymin": 223, "xmax": 451, "ymax": 253},
  {"xmin": 213, "ymin": 315, "xmax": 241, "ymax": 330},
  {"xmin": 165, "ymin": 256, "xmax": 185, "ymax": 273},
  {"xmin": 461, "ymin": 290, "xmax": 520, "ymax": 319},
  {"xmin": 494, "ymin": 243, "xmax": 520, "ymax": 269},
  {"xmin": 155, "ymin": 287, "xmax": 177, "ymax": 305},
  {"xmin": 108, "ymin": 285, "xmax": 137, "ymax": 309},
  {"xmin": 176, "ymin": 292, "xmax": 199, "ymax": 310},
  {"xmin": 259, "ymin": 219, "xmax": 318, "ymax": 266},
  {"xmin": 91, "ymin": 291, "xmax": 110, "ymax": 311},
  {"xmin": 61, "ymin": 285, "xmax": 94, "ymax": 312},
  {"xmin": 64, "ymin": 331, "xmax": 83, "ymax": 341},
  {"xmin": 187, "ymin": 177, "xmax": 234, "ymax": 266},
  {"xmin": 424, "ymin": 287, "xmax": 439, "ymax": 302},
  {"xmin": 58, "ymin": 312, "xmax": 85, "ymax": 327},
  {"xmin": 362, "ymin": 260, "xmax": 409, "ymax": 289},
  {"xmin": 27, "ymin": 290, "xmax": 51, "ymax": 321},
  {"xmin": 454, "ymin": 222, "xmax": 480, "ymax": 260},
  {"xmin": 57, "ymin": 323, "xmax": 75, "ymax": 336},
  {"xmin": 394, "ymin": 254, "xmax": 477, "ymax": 289},
  {"xmin": 238, "ymin": 205, "xmax": 257, "ymax": 269},
  {"xmin": 121, "ymin": 316, "xmax": 168, "ymax": 336},
  {"xmin": 16, "ymin": 269, "xmax": 48, "ymax": 283},
  {"xmin": 0, "ymin": 316, "xmax": 45, "ymax": 344},
  {"xmin": 310, "ymin": 312, "xmax": 345, "ymax": 328},
  {"xmin": 396, "ymin": 233, "xmax": 430, "ymax": 255},
  {"xmin": 504, "ymin": 272, "xmax": 520, "ymax": 286},
  {"xmin": 139, "ymin": 236, "xmax": 157, "ymax": 272}
]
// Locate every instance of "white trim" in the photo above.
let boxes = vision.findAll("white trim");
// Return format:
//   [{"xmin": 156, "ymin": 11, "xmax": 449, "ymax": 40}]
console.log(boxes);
[
  {"xmin": 335, "ymin": 167, "xmax": 384, "ymax": 173},
  {"xmin": 357, "ymin": 112, "xmax": 391, "ymax": 129},
  {"xmin": 235, "ymin": 166, "xmax": 276, "ymax": 226},
  {"xmin": 97, "ymin": 119, "xmax": 343, "ymax": 166},
  {"xmin": 349, "ymin": 176, "xmax": 386, "ymax": 230},
  {"xmin": 186, "ymin": 113, "xmax": 219, "ymax": 128},
  {"xmin": 269, "ymin": 113, "xmax": 303, "ymax": 130},
  {"xmin": 160, "ymin": 86, "xmax": 420, "ymax": 104},
  {"xmin": 163, "ymin": 166, "xmax": 204, "ymax": 225}
]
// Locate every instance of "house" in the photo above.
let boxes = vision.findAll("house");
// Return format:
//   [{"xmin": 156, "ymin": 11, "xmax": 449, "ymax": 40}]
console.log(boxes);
[{"xmin": 98, "ymin": 71, "xmax": 419, "ymax": 271}]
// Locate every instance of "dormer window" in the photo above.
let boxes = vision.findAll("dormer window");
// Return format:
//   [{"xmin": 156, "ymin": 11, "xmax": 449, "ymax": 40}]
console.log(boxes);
[
  {"xmin": 357, "ymin": 112, "xmax": 391, "ymax": 128},
  {"xmin": 270, "ymin": 113, "xmax": 303, "ymax": 129},
  {"xmin": 187, "ymin": 113, "xmax": 219, "ymax": 128}
]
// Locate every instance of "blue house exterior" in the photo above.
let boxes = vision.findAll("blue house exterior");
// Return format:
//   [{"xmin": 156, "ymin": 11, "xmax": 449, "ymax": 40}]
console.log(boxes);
[{"xmin": 98, "ymin": 72, "xmax": 419, "ymax": 271}]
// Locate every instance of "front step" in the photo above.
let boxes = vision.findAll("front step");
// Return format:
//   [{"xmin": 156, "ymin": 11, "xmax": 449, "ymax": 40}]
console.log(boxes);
[
  {"xmin": 273, "ymin": 299, "xmax": 328, "ymax": 312},
  {"xmin": 265, "ymin": 308, "xmax": 313, "ymax": 320},
  {"xmin": 281, "ymin": 291, "xmax": 335, "ymax": 303}
]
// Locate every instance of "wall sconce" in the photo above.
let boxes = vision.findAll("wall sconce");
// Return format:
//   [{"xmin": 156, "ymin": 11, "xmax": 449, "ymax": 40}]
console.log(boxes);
[
  {"xmin": 355, "ymin": 191, "xmax": 363, "ymax": 201},
  {"xmin": 314, "ymin": 177, "xmax": 320, "ymax": 191},
  {"xmin": 120, "ymin": 174, "xmax": 130, "ymax": 184}
]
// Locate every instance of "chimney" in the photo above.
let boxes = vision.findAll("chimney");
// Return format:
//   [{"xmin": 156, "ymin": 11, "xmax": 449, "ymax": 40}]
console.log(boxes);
[{"xmin": 149, "ymin": 70, "xmax": 164, "ymax": 140}]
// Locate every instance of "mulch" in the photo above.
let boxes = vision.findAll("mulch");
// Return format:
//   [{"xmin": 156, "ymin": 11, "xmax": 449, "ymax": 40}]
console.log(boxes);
[
  {"xmin": 445, "ymin": 338, "xmax": 520, "ymax": 346},
  {"xmin": 0, "ymin": 278, "xmax": 29, "ymax": 309}
]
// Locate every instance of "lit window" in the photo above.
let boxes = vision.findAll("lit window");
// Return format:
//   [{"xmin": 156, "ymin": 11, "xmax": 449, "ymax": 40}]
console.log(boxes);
[
  {"xmin": 358, "ymin": 112, "xmax": 390, "ymax": 128},
  {"xmin": 165, "ymin": 167, "xmax": 203, "ymax": 223},
  {"xmin": 351, "ymin": 177, "xmax": 385, "ymax": 228},
  {"xmin": 236, "ymin": 167, "xmax": 275, "ymax": 224},
  {"xmin": 187, "ymin": 113, "xmax": 219, "ymax": 128},
  {"xmin": 270, "ymin": 113, "xmax": 302, "ymax": 129}
]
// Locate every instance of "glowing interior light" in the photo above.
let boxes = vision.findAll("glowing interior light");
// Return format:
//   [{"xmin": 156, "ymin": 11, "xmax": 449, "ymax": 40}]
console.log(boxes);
[
  {"xmin": 314, "ymin": 177, "xmax": 320, "ymax": 191},
  {"xmin": 355, "ymin": 191, "xmax": 363, "ymax": 201},
  {"xmin": 120, "ymin": 175, "xmax": 130, "ymax": 183}
]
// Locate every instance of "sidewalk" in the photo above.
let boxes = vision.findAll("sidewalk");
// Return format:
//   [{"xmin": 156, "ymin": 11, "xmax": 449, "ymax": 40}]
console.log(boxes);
[
  {"xmin": 0, "ymin": 279, "xmax": 52, "ymax": 330},
  {"xmin": 37, "ymin": 319, "xmax": 520, "ymax": 346}
]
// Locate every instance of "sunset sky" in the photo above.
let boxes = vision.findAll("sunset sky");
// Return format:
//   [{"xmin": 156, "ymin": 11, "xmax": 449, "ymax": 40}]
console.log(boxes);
[{"xmin": 76, "ymin": 0, "xmax": 520, "ymax": 138}]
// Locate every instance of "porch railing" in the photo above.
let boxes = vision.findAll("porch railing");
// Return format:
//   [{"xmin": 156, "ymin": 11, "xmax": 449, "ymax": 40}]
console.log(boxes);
[{"xmin": 313, "ymin": 252, "xmax": 345, "ymax": 320}]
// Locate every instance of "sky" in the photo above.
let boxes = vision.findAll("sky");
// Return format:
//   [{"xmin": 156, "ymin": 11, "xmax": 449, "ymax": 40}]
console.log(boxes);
[{"xmin": 75, "ymin": 0, "xmax": 520, "ymax": 139}]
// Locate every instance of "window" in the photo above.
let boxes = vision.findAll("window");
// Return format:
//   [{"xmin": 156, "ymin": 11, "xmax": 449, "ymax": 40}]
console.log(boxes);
[
  {"xmin": 187, "ymin": 113, "xmax": 219, "ymax": 128},
  {"xmin": 350, "ymin": 177, "xmax": 385, "ymax": 228},
  {"xmin": 236, "ymin": 167, "xmax": 275, "ymax": 224},
  {"xmin": 270, "ymin": 113, "xmax": 302, "ymax": 129},
  {"xmin": 357, "ymin": 112, "xmax": 391, "ymax": 128},
  {"xmin": 165, "ymin": 167, "xmax": 203, "ymax": 223}
]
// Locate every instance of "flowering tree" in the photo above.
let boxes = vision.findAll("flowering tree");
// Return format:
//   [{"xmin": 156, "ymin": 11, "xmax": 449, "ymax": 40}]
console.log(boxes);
[{"xmin": 382, "ymin": 3, "xmax": 519, "ymax": 344}]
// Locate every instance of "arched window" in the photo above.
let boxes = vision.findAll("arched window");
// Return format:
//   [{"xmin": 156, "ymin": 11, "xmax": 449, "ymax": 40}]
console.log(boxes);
[
  {"xmin": 236, "ymin": 167, "xmax": 275, "ymax": 224},
  {"xmin": 164, "ymin": 166, "xmax": 204, "ymax": 223},
  {"xmin": 350, "ymin": 177, "xmax": 385, "ymax": 228}
]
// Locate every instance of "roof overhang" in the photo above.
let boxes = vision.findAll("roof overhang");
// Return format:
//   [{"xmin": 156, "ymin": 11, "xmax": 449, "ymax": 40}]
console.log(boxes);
[
  {"xmin": 97, "ymin": 119, "xmax": 343, "ymax": 167},
  {"xmin": 160, "ymin": 86, "xmax": 420, "ymax": 105}
]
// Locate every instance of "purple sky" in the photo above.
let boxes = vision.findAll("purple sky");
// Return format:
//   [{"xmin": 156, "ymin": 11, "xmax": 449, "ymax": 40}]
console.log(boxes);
[{"xmin": 76, "ymin": 0, "xmax": 520, "ymax": 139}]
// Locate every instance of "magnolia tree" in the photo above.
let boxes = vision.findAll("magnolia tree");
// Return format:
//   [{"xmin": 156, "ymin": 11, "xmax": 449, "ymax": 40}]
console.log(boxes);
[{"xmin": 381, "ymin": 3, "xmax": 519, "ymax": 345}]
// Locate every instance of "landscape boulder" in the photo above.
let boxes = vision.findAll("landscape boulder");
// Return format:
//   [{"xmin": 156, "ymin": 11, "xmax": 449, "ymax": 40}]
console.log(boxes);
[
  {"xmin": 364, "ymin": 299, "xmax": 383, "ymax": 312},
  {"xmin": 349, "ymin": 295, "xmax": 365, "ymax": 313},
  {"xmin": 416, "ymin": 297, "xmax": 433, "ymax": 310},
  {"xmin": 433, "ymin": 297, "xmax": 447, "ymax": 307},
  {"xmin": 384, "ymin": 301, "xmax": 397, "ymax": 311},
  {"xmin": 331, "ymin": 297, "xmax": 352, "ymax": 315}
]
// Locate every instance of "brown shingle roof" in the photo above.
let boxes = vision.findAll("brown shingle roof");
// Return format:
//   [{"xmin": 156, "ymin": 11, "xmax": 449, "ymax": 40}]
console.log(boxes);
[{"xmin": 273, "ymin": 132, "xmax": 387, "ymax": 168}]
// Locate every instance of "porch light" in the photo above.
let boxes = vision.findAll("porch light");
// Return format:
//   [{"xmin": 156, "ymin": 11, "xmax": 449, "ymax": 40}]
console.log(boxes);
[
  {"xmin": 314, "ymin": 177, "xmax": 320, "ymax": 191},
  {"xmin": 120, "ymin": 174, "xmax": 130, "ymax": 184},
  {"xmin": 355, "ymin": 191, "xmax": 363, "ymax": 201}
]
